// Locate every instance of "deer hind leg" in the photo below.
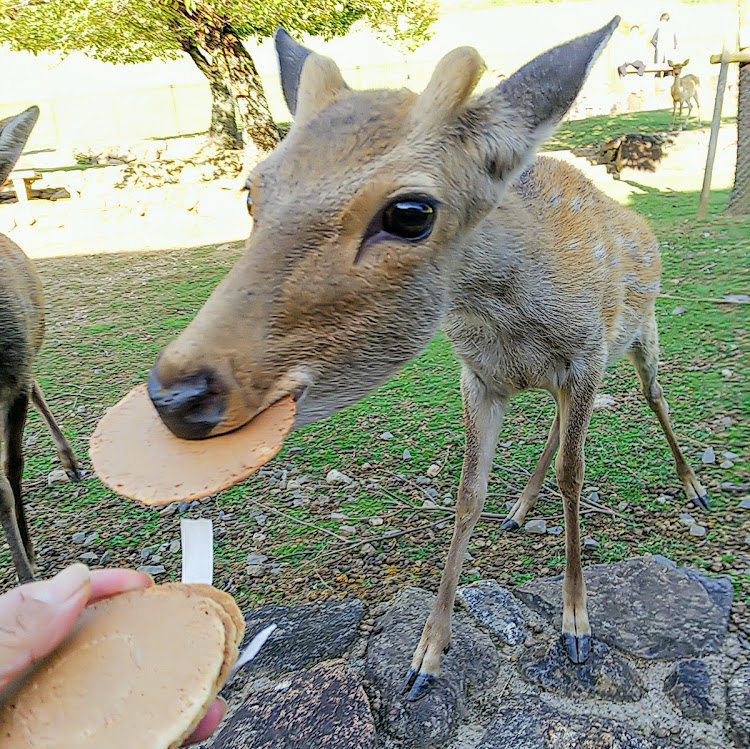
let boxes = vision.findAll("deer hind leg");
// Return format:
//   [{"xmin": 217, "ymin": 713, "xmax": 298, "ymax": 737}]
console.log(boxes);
[
  {"xmin": 401, "ymin": 368, "xmax": 505, "ymax": 701},
  {"xmin": 501, "ymin": 407, "xmax": 560, "ymax": 531},
  {"xmin": 694, "ymin": 92, "xmax": 701, "ymax": 126},
  {"xmin": 1, "ymin": 394, "xmax": 36, "ymax": 583},
  {"xmin": 628, "ymin": 314, "xmax": 708, "ymax": 510},
  {"xmin": 32, "ymin": 380, "xmax": 82, "ymax": 482}
]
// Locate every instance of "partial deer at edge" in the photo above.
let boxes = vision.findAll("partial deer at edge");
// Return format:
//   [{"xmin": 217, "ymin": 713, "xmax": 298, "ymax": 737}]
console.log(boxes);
[
  {"xmin": 147, "ymin": 18, "xmax": 709, "ymax": 701},
  {"xmin": 0, "ymin": 107, "xmax": 81, "ymax": 583},
  {"xmin": 668, "ymin": 58, "xmax": 701, "ymax": 130}
]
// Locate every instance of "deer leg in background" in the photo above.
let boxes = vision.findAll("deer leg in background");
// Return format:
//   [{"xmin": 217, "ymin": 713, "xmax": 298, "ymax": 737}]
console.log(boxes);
[
  {"xmin": 32, "ymin": 380, "xmax": 81, "ymax": 482},
  {"xmin": 501, "ymin": 406, "xmax": 560, "ymax": 531},
  {"xmin": 5, "ymin": 391, "xmax": 34, "ymax": 569},
  {"xmin": 401, "ymin": 368, "xmax": 506, "ymax": 701},
  {"xmin": 1, "ymin": 404, "xmax": 35, "ymax": 584},
  {"xmin": 556, "ymin": 368, "xmax": 600, "ymax": 664},
  {"xmin": 628, "ymin": 313, "xmax": 709, "ymax": 510}
]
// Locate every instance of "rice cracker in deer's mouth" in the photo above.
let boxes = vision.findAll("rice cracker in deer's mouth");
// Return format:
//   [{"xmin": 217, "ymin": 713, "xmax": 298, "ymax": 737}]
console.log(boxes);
[{"xmin": 88, "ymin": 384, "xmax": 295, "ymax": 505}]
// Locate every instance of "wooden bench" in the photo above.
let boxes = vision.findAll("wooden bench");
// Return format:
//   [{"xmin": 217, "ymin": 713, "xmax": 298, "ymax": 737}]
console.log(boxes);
[{"xmin": 6, "ymin": 169, "xmax": 42, "ymax": 204}]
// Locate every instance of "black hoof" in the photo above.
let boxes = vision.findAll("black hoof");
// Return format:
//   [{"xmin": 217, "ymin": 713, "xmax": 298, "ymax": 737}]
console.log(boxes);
[
  {"xmin": 406, "ymin": 672, "xmax": 436, "ymax": 702},
  {"xmin": 562, "ymin": 632, "xmax": 591, "ymax": 664},
  {"xmin": 500, "ymin": 518, "xmax": 520, "ymax": 532},
  {"xmin": 400, "ymin": 667, "xmax": 418, "ymax": 695},
  {"xmin": 67, "ymin": 466, "xmax": 83, "ymax": 483},
  {"xmin": 691, "ymin": 494, "xmax": 710, "ymax": 511}
]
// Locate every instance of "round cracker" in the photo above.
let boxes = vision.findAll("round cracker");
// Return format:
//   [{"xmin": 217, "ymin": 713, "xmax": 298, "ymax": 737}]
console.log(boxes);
[
  {"xmin": 89, "ymin": 384, "xmax": 296, "ymax": 505},
  {"xmin": 166, "ymin": 583, "xmax": 245, "ymax": 645},
  {"xmin": 0, "ymin": 586, "xmax": 228, "ymax": 749}
]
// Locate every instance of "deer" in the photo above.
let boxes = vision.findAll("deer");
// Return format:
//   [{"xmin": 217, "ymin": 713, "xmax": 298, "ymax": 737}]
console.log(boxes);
[
  {"xmin": 668, "ymin": 58, "xmax": 701, "ymax": 130},
  {"xmin": 0, "ymin": 106, "xmax": 82, "ymax": 584},
  {"xmin": 146, "ymin": 18, "xmax": 709, "ymax": 701}
]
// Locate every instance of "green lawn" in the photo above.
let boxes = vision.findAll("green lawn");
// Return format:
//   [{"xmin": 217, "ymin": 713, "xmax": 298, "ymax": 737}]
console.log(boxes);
[{"xmin": 3, "ymin": 110, "xmax": 748, "ymax": 628}]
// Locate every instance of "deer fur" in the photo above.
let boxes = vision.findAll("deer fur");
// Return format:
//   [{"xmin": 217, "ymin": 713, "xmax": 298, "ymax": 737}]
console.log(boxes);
[
  {"xmin": 0, "ymin": 107, "xmax": 81, "ymax": 583},
  {"xmin": 668, "ymin": 58, "xmax": 701, "ymax": 130},
  {"xmin": 149, "ymin": 19, "xmax": 708, "ymax": 700}
]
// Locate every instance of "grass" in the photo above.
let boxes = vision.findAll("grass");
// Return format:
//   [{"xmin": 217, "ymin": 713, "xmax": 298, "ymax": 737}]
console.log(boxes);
[{"xmin": 2, "ymin": 109, "xmax": 748, "ymax": 623}]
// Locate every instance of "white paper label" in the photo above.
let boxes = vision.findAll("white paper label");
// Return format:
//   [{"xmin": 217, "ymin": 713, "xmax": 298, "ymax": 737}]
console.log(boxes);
[{"xmin": 180, "ymin": 518, "xmax": 214, "ymax": 585}]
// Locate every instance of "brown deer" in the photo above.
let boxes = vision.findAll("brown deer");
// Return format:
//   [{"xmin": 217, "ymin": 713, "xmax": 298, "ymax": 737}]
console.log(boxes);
[
  {"xmin": 1, "ymin": 106, "xmax": 81, "ymax": 584},
  {"xmin": 668, "ymin": 58, "xmax": 701, "ymax": 130},
  {"xmin": 147, "ymin": 18, "xmax": 709, "ymax": 700}
]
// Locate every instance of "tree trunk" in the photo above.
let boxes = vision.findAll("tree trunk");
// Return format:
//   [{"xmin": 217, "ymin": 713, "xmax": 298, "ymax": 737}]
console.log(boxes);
[
  {"xmin": 726, "ymin": 0, "xmax": 750, "ymax": 214},
  {"xmin": 186, "ymin": 9, "xmax": 280, "ymax": 158},
  {"xmin": 181, "ymin": 38, "xmax": 242, "ymax": 149}
]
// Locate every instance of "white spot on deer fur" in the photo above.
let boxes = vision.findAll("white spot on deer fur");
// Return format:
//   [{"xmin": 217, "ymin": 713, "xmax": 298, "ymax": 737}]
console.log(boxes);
[
  {"xmin": 569, "ymin": 196, "xmax": 583, "ymax": 211},
  {"xmin": 566, "ymin": 239, "xmax": 582, "ymax": 251},
  {"xmin": 549, "ymin": 191, "xmax": 561, "ymax": 209},
  {"xmin": 593, "ymin": 242, "xmax": 607, "ymax": 260},
  {"xmin": 642, "ymin": 252, "xmax": 653, "ymax": 267}
]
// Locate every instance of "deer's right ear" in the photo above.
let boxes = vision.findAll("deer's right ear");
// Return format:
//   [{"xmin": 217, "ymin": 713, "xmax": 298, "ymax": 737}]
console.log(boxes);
[
  {"xmin": 0, "ymin": 105, "xmax": 39, "ymax": 185},
  {"xmin": 457, "ymin": 17, "xmax": 620, "ymax": 184},
  {"xmin": 274, "ymin": 28, "xmax": 347, "ymax": 123}
]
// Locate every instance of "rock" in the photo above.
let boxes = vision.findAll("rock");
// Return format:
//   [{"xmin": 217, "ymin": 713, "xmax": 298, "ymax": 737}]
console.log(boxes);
[
  {"xmin": 653, "ymin": 494, "xmax": 670, "ymax": 505},
  {"xmin": 723, "ymin": 451, "xmax": 739, "ymax": 460},
  {"xmin": 47, "ymin": 468, "xmax": 70, "ymax": 487},
  {"xmin": 365, "ymin": 586, "xmax": 500, "ymax": 748},
  {"xmin": 421, "ymin": 499, "xmax": 438, "ymax": 509},
  {"xmin": 426, "ymin": 464, "xmax": 441, "ymax": 478},
  {"xmin": 83, "ymin": 532, "xmax": 98, "ymax": 546},
  {"xmin": 339, "ymin": 525, "xmax": 357, "ymax": 536},
  {"xmin": 721, "ymin": 460, "xmax": 734, "ymax": 468},
  {"xmin": 286, "ymin": 478, "xmax": 300, "ymax": 491},
  {"xmin": 246, "ymin": 553, "xmax": 268, "ymax": 565},
  {"xmin": 583, "ymin": 535, "xmax": 599, "ymax": 549},
  {"xmin": 457, "ymin": 580, "xmax": 526, "ymax": 645},
  {"xmin": 79, "ymin": 552, "xmax": 98, "ymax": 562},
  {"xmin": 326, "ymin": 469, "xmax": 352, "ymax": 485},
  {"xmin": 208, "ymin": 660, "xmax": 375, "ymax": 749},
  {"xmin": 415, "ymin": 476, "xmax": 431, "ymax": 485},
  {"xmin": 739, "ymin": 498, "xmax": 750, "ymax": 510},
  {"xmin": 721, "ymin": 368, "xmax": 734, "ymax": 378},
  {"xmin": 330, "ymin": 512, "xmax": 348, "ymax": 521},
  {"xmin": 402, "ymin": 449, "xmax": 411, "ymax": 460},
  {"xmin": 140, "ymin": 546, "xmax": 153, "ymax": 560},
  {"xmin": 71, "ymin": 532, "xmax": 87, "ymax": 544},
  {"xmin": 524, "ymin": 519, "xmax": 547, "ymax": 534},
  {"xmin": 745, "ymin": 536, "xmax": 750, "ymax": 547},
  {"xmin": 369, "ymin": 517, "xmax": 383, "ymax": 527},
  {"xmin": 360, "ymin": 543, "xmax": 376, "ymax": 556},
  {"xmin": 724, "ymin": 294, "xmax": 750, "ymax": 303},
  {"xmin": 593, "ymin": 393, "xmax": 615, "ymax": 410},
  {"xmin": 678, "ymin": 513, "xmax": 695, "ymax": 526},
  {"xmin": 478, "ymin": 695, "xmax": 679, "ymax": 749},
  {"xmin": 99, "ymin": 550, "xmax": 112, "ymax": 565},
  {"xmin": 137, "ymin": 565, "xmax": 166, "ymax": 575},
  {"xmin": 380, "ymin": 431, "xmax": 394, "ymax": 440},
  {"xmin": 238, "ymin": 598, "xmax": 363, "ymax": 679},
  {"xmin": 547, "ymin": 526, "xmax": 563, "ymax": 536},
  {"xmin": 663, "ymin": 659, "xmax": 714, "ymax": 722},
  {"xmin": 701, "ymin": 447, "xmax": 716, "ymax": 464},
  {"xmin": 169, "ymin": 539, "xmax": 180, "ymax": 554},
  {"xmin": 689, "ymin": 524, "xmax": 706, "ymax": 538},
  {"xmin": 516, "ymin": 556, "xmax": 731, "ymax": 659},
  {"xmin": 671, "ymin": 306, "xmax": 686, "ymax": 315},
  {"xmin": 728, "ymin": 664, "xmax": 750, "ymax": 748},
  {"xmin": 246, "ymin": 565, "xmax": 265, "ymax": 578},
  {"xmin": 159, "ymin": 503, "xmax": 178, "ymax": 516},
  {"xmin": 517, "ymin": 638, "xmax": 643, "ymax": 702}
]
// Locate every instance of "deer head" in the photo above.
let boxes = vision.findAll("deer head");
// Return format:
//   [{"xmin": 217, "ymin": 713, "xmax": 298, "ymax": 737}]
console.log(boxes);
[
  {"xmin": 148, "ymin": 19, "xmax": 619, "ymax": 439},
  {"xmin": 667, "ymin": 58, "xmax": 690, "ymax": 76}
]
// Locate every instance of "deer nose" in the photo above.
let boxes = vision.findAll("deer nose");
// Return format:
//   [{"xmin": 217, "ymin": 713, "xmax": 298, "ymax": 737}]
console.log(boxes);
[{"xmin": 147, "ymin": 367, "xmax": 226, "ymax": 440}]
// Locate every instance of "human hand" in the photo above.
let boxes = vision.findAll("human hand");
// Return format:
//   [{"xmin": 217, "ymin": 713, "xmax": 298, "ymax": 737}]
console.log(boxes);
[{"xmin": 0, "ymin": 564, "xmax": 225, "ymax": 745}]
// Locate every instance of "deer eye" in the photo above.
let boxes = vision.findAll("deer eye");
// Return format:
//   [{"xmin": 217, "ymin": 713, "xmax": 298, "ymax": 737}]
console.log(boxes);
[
  {"xmin": 246, "ymin": 191, "xmax": 254, "ymax": 216},
  {"xmin": 382, "ymin": 198, "xmax": 435, "ymax": 241}
]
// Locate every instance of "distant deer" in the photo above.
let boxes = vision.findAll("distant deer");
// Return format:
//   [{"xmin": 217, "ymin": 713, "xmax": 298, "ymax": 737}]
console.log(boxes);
[
  {"xmin": 1, "ymin": 107, "xmax": 81, "ymax": 583},
  {"xmin": 147, "ymin": 18, "xmax": 708, "ymax": 701},
  {"xmin": 668, "ymin": 58, "xmax": 701, "ymax": 130}
]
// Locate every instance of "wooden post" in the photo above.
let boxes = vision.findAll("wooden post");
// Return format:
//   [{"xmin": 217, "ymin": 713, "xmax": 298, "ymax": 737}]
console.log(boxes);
[{"xmin": 698, "ymin": 49, "xmax": 731, "ymax": 219}]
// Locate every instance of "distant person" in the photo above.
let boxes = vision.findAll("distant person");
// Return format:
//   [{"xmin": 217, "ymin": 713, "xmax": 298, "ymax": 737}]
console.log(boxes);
[{"xmin": 651, "ymin": 13, "xmax": 677, "ymax": 77}]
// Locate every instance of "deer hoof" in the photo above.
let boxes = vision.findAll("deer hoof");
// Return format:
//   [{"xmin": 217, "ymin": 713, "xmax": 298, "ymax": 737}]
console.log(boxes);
[
  {"xmin": 405, "ymin": 672, "xmax": 436, "ymax": 702},
  {"xmin": 66, "ymin": 466, "xmax": 84, "ymax": 483},
  {"xmin": 691, "ymin": 493, "xmax": 711, "ymax": 511},
  {"xmin": 500, "ymin": 518, "xmax": 520, "ymax": 532},
  {"xmin": 400, "ymin": 667, "xmax": 418, "ymax": 695},
  {"xmin": 562, "ymin": 632, "xmax": 591, "ymax": 664}
]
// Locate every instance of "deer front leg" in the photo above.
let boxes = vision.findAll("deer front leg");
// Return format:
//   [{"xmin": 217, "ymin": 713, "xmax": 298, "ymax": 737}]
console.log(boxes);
[
  {"xmin": 556, "ymin": 371, "xmax": 600, "ymax": 664},
  {"xmin": 32, "ymin": 381, "xmax": 82, "ymax": 482},
  {"xmin": 401, "ymin": 369, "xmax": 506, "ymax": 701}
]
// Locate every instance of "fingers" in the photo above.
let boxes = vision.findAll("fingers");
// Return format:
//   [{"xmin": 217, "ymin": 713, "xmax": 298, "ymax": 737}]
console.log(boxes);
[
  {"xmin": 88, "ymin": 568, "xmax": 153, "ymax": 603},
  {"xmin": 0, "ymin": 564, "xmax": 91, "ymax": 692},
  {"xmin": 183, "ymin": 698, "xmax": 226, "ymax": 745}
]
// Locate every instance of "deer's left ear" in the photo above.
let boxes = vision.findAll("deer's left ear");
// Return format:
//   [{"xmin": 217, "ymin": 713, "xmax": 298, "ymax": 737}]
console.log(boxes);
[
  {"xmin": 456, "ymin": 16, "xmax": 620, "ymax": 184},
  {"xmin": 0, "ymin": 106, "xmax": 39, "ymax": 185}
]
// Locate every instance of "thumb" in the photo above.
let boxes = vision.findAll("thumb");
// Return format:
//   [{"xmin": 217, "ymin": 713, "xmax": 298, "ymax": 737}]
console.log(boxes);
[{"xmin": 0, "ymin": 564, "xmax": 92, "ymax": 692}]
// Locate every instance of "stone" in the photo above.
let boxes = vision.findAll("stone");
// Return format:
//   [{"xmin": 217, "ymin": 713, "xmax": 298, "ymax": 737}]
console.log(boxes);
[
  {"xmin": 728, "ymin": 664, "xmax": 750, "ymax": 748},
  {"xmin": 208, "ymin": 660, "xmax": 375, "ymax": 749},
  {"xmin": 380, "ymin": 431, "xmax": 394, "ymax": 440},
  {"xmin": 517, "ymin": 638, "xmax": 643, "ymax": 702},
  {"xmin": 678, "ymin": 513, "xmax": 696, "ymax": 526},
  {"xmin": 402, "ymin": 449, "xmax": 411, "ymax": 460},
  {"xmin": 426, "ymin": 464, "xmax": 441, "ymax": 478},
  {"xmin": 516, "ymin": 556, "xmax": 731, "ymax": 659},
  {"xmin": 238, "ymin": 598, "xmax": 363, "ymax": 679},
  {"xmin": 663, "ymin": 659, "xmax": 714, "ymax": 722},
  {"xmin": 366, "ymin": 586, "xmax": 500, "ymax": 748},
  {"xmin": 583, "ymin": 535, "xmax": 599, "ymax": 548},
  {"xmin": 701, "ymin": 446, "xmax": 716, "ymax": 464},
  {"xmin": 339, "ymin": 525, "xmax": 357, "ymax": 536},
  {"xmin": 330, "ymin": 512, "xmax": 348, "ymax": 521},
  {"xmin": 326, "ymin": 469, "xmax": 352, "ymax": 485},
  {"xmin": 246, "ymin": 553, "xmax": 268, "ymax": 565},
  {"xmin": 360, "ymin": 543, "xmax": 376, "ymax": 556},
  {"xmin": 478, "ymin": 696, "xmax": 679, "ymax": 749},
  {"xmin": 47, "ymin": 468, "xmax": 70, "ymax": 487},
  {"xmin": 71, "ymin": 532, "xmax": 87, "ymax": 544},
  {"xmin": 547, "ymin": 526, "xmax": 563, "ymax": 536},
  {"xmin": 159, "ymin": 503, "xmax": 178, "ymax": 516},
  {"xmin": 593, "ymin": 393, "xmax": 615, "ymax": 410},
  {"xmin": 671, "ymin": 306, "xmax": 686, "ymax": 315},
  {"xmin": 723, "ymin": 451, "xmax": 739, "ymax": 460},
  {"xmin": 724, "ymin": 294, "xmax": 750, "ymax": 303},
  {"xmin": 79, "ymin": 552, "xmax": 98, "ymax": 562},
  {"xmin": 369, "ymin": 517, "xmax": 383, "ymax": 527},
  {"xmin": 524, "ymin": 519, "xmax": 547, "ymax": 534},
  {"xmin": 168, "ymin": 539, "xmax": 180, "ymax": 554},
  {"xmin": 721, "ymin": 460, "xmax": 734, "ymax": 469},
  {"xmin": 246, "ymin": 565, "xmax": 265, "ymax": 578},
  {"xmin": 83, "ymin": 532, "xmax": 98, "ymax": 546},
  {"xmin": 689, "ymin": 524, "xmax": 706, "ymax": 538},
  {"xmin": 137, "ymin": 565, "xmax": 166, "ymax": 575},
  {"xmin": 457, "ymin": 580, "xmax": 526, "ymax": 645},
  {"xmin": 739, "ymin": 498, "xmax": 750, "ymax": 510},
  {"xmin": 99, "ymin": 550, "xmax": 112, "ymax": 564}
]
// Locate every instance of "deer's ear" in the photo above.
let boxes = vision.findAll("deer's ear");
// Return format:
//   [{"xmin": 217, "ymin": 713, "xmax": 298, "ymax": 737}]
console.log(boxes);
[
  {"xmin": 0, "ymin": 106, "xmax": 39, "ymax": 185},
  {"xmin": 274, "ymin": 27, "xmax": 347, "ymax": 123},
  {"xmin": 457, "ymin": 17, "xmax": 619, "ymax": 183}
]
